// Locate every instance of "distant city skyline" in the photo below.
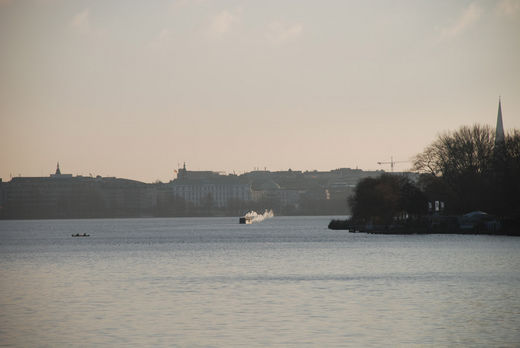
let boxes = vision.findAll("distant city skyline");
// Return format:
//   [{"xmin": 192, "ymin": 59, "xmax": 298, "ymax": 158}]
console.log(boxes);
[
  {"xmin": 1, "ymin": 0, "xmax": 519, "ymax": 183},
  {"xmin": 6, "ymin": 161, "xmax": 386, "ymax": 181}
]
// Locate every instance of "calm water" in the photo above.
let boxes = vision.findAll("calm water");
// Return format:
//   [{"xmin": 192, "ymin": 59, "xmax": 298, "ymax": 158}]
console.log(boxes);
[{"xmin": 1, "ymin": 217, "xmax": 519, "ymax": 347}]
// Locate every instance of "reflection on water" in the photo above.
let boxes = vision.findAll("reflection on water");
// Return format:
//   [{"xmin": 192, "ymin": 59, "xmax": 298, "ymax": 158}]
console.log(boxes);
[{"xmin": 1, "ymin": 217, "xmax": 519, "ymax": 347}]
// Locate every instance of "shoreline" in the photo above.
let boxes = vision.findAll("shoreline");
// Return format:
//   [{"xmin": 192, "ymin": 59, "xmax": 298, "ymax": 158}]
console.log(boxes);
[{"xmin": 328, "ymin": 218, "xmax": 520, "ymax": 236}]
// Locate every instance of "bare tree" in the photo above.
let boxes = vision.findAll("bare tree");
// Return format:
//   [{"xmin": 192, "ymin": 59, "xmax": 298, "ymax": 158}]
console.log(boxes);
[
  {"xmin": 413, "ymin": 124, "xmax": 520, "ymax": 215},
  {"xmin": 414, "ymin": 125, "xmax": 494, "ymax": 177}
]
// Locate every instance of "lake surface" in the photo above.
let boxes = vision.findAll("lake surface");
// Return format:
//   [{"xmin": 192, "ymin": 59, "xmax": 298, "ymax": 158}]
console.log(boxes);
[{"xmin": 1, "ymin": 216, "xmax": 519, "ymax": 347}]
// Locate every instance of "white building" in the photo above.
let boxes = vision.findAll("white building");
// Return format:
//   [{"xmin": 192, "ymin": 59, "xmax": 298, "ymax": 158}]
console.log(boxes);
[
  {"xmin": 171, "ymin": 164, "xmax": 251, "ymax": 207},
  {"xmin": 171, "ymin": 182, "xmax": 251, "ymax": 208}
]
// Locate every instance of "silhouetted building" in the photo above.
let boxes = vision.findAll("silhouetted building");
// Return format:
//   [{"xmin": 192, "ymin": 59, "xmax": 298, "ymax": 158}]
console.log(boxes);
[
  {"xmin": 0, "ymin": 165, "xmax": 157, "ymax": 219},
  {"xmin": 494, "ymin": 97, "xmax": 507, "ymax": 164},
  {"xmin": 495, "ymin": 97, "xmax": 505, "ymax": 147}
]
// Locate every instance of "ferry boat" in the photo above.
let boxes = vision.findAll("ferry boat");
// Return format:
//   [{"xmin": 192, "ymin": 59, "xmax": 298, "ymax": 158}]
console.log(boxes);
[{"xmin": 239, "ymin": 216, "xmax": 253, "ymax": 224}]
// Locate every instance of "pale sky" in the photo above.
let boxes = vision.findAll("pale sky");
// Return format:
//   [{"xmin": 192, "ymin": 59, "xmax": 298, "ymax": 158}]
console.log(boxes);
[{"xmin": 1, "ymin": 0, "xmax": 519, "ymax": 183}]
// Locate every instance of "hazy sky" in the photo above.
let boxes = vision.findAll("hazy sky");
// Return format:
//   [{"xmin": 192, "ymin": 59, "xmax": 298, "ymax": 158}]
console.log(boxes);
[{"xmin": 1, "ymin": 0, "xmax": 519, "ymax": 182}]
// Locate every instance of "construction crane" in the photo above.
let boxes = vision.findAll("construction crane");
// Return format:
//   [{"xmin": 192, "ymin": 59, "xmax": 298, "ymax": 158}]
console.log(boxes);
[{"xmin": 377, "ymin": 156, "xmax": 409, "ymax": 172}]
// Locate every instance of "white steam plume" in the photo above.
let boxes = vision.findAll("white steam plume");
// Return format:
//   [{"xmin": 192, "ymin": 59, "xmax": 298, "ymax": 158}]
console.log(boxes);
[{"xmin": 244, "ymin": 209, "xmax": 274, "ymax": 223}]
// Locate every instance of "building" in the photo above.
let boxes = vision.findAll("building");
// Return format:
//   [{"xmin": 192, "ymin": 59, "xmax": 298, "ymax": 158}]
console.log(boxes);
[
  {"xmin": 170, "ymin": 164, "xmax": 252, "ymax": 208},
  {"xmin": 495, "ymin": 97, "xmax": 505, "ymax": 146},
  {"xmin": 0, "ymin": 164, "xmax": 157, "ymax": 219},
  {"xmin": 494, "ymin": 97, "xmax": 507, "ymax": 163}
]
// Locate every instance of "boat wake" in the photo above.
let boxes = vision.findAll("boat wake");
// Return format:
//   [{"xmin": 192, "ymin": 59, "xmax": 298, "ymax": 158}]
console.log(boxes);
[{"xmin": 241, "ymin": 209, "xmax": 274, "ymax": 224}]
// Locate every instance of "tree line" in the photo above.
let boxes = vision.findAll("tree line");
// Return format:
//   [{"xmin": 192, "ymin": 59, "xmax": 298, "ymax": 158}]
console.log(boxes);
[{"xmin": 348, "ymin": 124, "xmax": 520, "ymax": 224}]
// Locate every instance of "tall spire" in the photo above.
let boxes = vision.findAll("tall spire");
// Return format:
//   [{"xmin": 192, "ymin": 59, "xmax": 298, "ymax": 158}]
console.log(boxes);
[
  {"xmin": 495, "ymin": 97, "xmax": 505, "ymax": 145},
  {"xmin": 55, "ymin": 162, "xmax": 61, "ymax": 175}
]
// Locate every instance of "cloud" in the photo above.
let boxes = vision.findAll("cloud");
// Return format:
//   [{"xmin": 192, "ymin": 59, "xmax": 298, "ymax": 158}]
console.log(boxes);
[
  {"xmin": 439, "ymin": 3, "xmax": 482, "ymax": 41},
  {"xmin": 149, "ymin": 29, "xmax": 172, "ymax": 49},
  {"xmin": 70, "ymin": 9, "xmax": 92, "ymax": 35},
  {"xmin": 267, "ymin": 21, "xmax": 303, "ymax": 44},
  {"xmin": 496, "ymin": 0, "xmax": 520, "ymax": 16},
  {"xmin": 208, "ymin": 9, "xmax": 240, "ymax": 37}
]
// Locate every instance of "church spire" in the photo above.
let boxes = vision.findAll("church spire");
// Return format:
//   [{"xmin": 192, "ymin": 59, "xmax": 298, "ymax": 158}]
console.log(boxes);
[{"xmin": 495, "ymin": 97, "xmax": 505, "ymax": 145}]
